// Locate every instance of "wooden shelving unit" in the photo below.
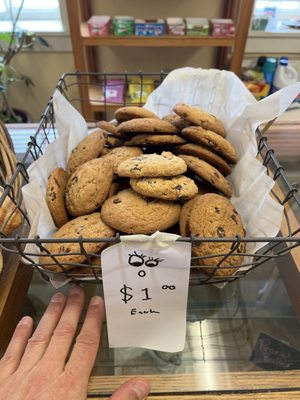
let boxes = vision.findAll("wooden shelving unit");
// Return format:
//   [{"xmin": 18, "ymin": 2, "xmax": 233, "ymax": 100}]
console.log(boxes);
[{"xmin": 66, "ymin": 0, "xmax": 255, "ymax": 120}]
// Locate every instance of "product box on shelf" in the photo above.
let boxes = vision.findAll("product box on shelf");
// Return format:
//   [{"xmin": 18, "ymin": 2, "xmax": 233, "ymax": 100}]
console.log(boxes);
[
  {"xmin": 186, "ymin": 17, "xmax": 209, "ymax": 35},
  {"xmin": 113, "ymin": 16, "xmax": 134, "ymax": 36},
  {"xmin": 128, "ymin": 77, "xmax": 155, "ymax": 102},
  {"xmin": 166, "ymin": 17, "xmax": 185, "ymax": 35},
  {"xmin": 100, "ymin": 79, "xmax": 126, "ymax": 103},
  {"xmin": 87, "ymin": 15, "xmax": 111, "ymax": 36},
  {"xmin": 210, "ymin": 18, "xmax": 235, "ymax": 36},
  {"xmin": 134, "ymin": 19, "xmax": 165, "ymax": 36}
]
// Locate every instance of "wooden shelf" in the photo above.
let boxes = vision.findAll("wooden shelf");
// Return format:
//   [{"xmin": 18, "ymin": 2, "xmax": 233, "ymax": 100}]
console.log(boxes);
[
  {"xmin": 81, "ymin": 22, "xmax": 236, "ymax": 47},
  {"xmin": 66, "ymin": 0, "xmax": 255, "ymax": 120}
]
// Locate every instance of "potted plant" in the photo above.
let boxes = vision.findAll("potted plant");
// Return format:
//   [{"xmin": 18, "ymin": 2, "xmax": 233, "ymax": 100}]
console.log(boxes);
[{"xmin": 0, "ymin": 1, "xmax": 48, "ymax": 123}]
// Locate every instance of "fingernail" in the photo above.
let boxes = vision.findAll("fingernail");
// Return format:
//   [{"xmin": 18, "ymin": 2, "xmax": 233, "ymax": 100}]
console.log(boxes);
[
  {"xmin": 19, "ymin": 316, "xmax": 32, "ymax": 326},
  {"xmin": 132, "ymin": 378, "xmax": 150, "ymax": 399},
  {"xmin": 69, "ymin": 285, "xmax": 83, "ymax": 295},
  {"xmin": 90, "ymin": 296, "xmax": 102, "ymax": 305},
  {"xmin": 51, "ymin": 292, "xmax": 65, "ymax": 302}
]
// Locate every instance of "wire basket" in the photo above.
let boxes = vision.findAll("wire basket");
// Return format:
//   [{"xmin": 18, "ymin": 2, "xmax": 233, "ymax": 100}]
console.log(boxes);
[{"xmin": 0, "ymin": 71, "xmax": 300, "ymax": 286}]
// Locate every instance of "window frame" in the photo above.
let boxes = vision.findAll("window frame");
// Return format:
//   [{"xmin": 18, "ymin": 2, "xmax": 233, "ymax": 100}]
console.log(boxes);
[{"xmin": 0, "ymin": 0, "xmax": 71, "ymax": 51}]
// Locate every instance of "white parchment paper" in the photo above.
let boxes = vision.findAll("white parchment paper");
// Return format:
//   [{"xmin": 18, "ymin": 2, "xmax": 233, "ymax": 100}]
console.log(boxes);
[{"xmin": 21, "ymin": 67, "xmax": 300, "ymax": 287}]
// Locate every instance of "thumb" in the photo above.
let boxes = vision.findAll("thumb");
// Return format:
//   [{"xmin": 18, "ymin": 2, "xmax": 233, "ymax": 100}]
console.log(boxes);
[{"xmin": 110, "ymin": 376, "xmax": 150, "ymax": 400}]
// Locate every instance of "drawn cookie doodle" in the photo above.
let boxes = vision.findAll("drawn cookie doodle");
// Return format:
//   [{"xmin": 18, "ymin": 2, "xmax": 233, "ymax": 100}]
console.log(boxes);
[{"xmin": 128, "ymin": 250, "xmax": 163, "ymax": 277}]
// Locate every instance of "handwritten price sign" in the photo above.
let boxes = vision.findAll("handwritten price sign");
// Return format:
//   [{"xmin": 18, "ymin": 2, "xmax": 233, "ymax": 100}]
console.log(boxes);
[{"xmin": 101, "ymin": 233, "xmax": 191, "ymax": 352}]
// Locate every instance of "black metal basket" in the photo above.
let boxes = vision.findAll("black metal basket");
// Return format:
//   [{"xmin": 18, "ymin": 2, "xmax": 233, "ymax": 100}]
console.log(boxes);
[{"xmin": 0, "ymin": 71, "xmax": 300, "ymax": 286}]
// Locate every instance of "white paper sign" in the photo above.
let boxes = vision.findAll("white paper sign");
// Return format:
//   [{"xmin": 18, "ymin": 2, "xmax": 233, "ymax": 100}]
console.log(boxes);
[{"xmin": 101, "ymin": 233, "xmax": 191, "ymax": 352}]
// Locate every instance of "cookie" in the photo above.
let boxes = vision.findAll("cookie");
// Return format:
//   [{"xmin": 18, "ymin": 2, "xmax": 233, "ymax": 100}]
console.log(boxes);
[
  {"xmin": 117, "ymin": 118, "xmax": 178, "ymax": 134},
  {"xmin": 65, "ymin": 158, "xmax": 113, "ymax": 217},
  {"xmin": 105, "ymin": 134, "xmax": 125, "ymax": 148},
  {"xmin": 178, "ymin": 155, "xmax": 232, "ymax": 198},
  {"xmin": 189, "ymin": 194, "xmax": 246, "ymax": 277},
  {"xmin": 124, "ymin": 134, "xmax": 186, "ymax": 146},
  {"xmin": 40, "ymin": 212, "xmax": 115, "ymax": 272},
  {"xmin": 117, "ymin": 151, "xmax": 187, "ymax": 178},
  {"xmin": 173, "ymin": 103, "xmax": 226, "ymax": 138},
  {"xmin": 108, "ymin": 179, "xmax": 130, "ymax": 197},
  {"xmin": 114, "ymin": 106, "xmax": 159, "ymax": 122},
  {"xmin": 179, "ymin": 195, "xmax": 201, "ymax": 237},
  {"xmin": 101, "ymin": 189, "xmax": 181, "ymax": 234},
  {"xmin": 173, "ymin": 143, "xmax": 232, "ymax": 176},
  {"xmin": 130, "ymin": 175, "xmax": 198, "ymax": 201},
  {"xmin": 101, "ymin": 146, "xmax": 143, "ymax": 174},
  {"xmin": 46, "ymin": 167, "xmax": 69, "ymax": 228},
  {"xmin": 66, "ymin": 128, "xmax": 105, "ymax": 175},
  {"xmin": 97, "ymin": 120, "xmax": 130, "ymax": 140},
  {"xmin": 182, "ymin": 126, "xmax": 237, "ymax": 164},
  {"xmin": 0, "ymin": 188, "xmax": 22, "ymax": 235},
  {"xmin": 162, "ymin": 113, "xmax": 191, "ymax": 131}
]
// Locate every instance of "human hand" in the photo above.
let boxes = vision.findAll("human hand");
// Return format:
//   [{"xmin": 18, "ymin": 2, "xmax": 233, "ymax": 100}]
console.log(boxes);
[{"xmin": 0, "ymin": 286, "xmax": 150, "ymax": 400}]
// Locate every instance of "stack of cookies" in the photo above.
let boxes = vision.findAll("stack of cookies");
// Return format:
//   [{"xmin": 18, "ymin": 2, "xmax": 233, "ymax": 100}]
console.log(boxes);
[{"xmin": 41, "ymin": 103, "xmax": 246, "ymax": 278}]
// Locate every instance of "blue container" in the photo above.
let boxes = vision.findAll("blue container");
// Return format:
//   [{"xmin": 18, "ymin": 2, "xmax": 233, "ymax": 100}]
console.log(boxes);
[
  {"xmin": 262, "ymin": 57, "xmax": 277, "ymax": 86},
  {"xmin": 135, "ymin": 19, "xmax": 165, "ymax": 36}
]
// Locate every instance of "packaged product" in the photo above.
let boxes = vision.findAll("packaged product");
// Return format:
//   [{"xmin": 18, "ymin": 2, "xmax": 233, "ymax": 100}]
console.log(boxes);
[
  {"xmin": 166, "ymin": 17, "xmax": 185, "ymax": 35},
  {"xmin": 134, "ymin": 19, "xmax": 165, "ymax": 36},
  {"xmin": 87, "ymin": 16, "xmax": 111, "ymax": 36},
  {"xmin": 210, "ymin": 18, "xmax": 235, "ymax": 36},
  {"xmin": 128, "ymin": 78, "xmax": 155, "ymax": 102},
  {"xmin": 113, "ymin": 16, "xmax": 134, "ymax": 36},
  {"xmin": 186, "ymin": 17, "xmax": 209, "ymax": 35},
  {"xmin": 101, "ymin": 79, "xmax": 126, "ymax": 103}
]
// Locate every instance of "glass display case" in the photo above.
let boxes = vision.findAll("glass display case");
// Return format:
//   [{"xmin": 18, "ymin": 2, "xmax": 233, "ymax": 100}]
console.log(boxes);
[{"xmin": 1, "ymin": 71, "xmax": 300, "ymax": 399}]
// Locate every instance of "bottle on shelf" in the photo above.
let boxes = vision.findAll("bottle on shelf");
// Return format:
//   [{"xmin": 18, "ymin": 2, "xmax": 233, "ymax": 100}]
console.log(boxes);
[
  {"xmin": 272, "ymin": 56, "xmax": 299, "ymax": 92},
  {"xmin": 262, "ymin": 57, "xmax": 277, "ymax": 86}
]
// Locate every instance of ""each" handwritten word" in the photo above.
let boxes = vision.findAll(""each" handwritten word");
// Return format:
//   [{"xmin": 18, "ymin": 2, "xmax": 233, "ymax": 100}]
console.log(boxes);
[{"xmin": 131, "ymin": 308, "xmax": 160, "ymax": 315}]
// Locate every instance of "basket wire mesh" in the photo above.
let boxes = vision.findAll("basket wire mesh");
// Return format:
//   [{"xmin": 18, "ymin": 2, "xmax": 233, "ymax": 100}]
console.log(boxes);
[{"xmin": 0, "ymin": 72, "xmax": 300, "ymax": 285}]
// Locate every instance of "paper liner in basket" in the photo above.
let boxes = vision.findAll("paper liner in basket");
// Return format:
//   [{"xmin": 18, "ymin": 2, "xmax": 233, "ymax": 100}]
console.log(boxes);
[{"xmin": 21, "ymin": 67, "xmax": 300, "ymax": 288}]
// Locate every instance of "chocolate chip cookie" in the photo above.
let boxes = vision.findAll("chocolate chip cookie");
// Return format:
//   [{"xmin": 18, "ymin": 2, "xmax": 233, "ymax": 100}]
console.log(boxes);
[
  {"xmin": 101, "ymin": 189, "xmax": 181, "ymax": 234},
  {"xmin": 117, "ymin": 118, "xmax": 178, "ymax": 135},
  {"xmin": 173, "ymin": 103, "xmax": 226, "ymax": 138},
  {"xmin": 124, "ymin": 134, "xmax": 186, "ymax": 147},
  {"xmin": 182, "ymin": 126, "xmax": 237, "ymax": 164},
  {"xmin": 114, "ymin": 106, "xmax": 159, "ymax": 122},
  {"xmin": 101, "ymin": 146, "xmax": 143, "ymax": 174},
  {"xmin": 189, "ymin": 193, "xmax": 246, "ymax": 277},
  {"xmin": 46, "ymin": 167, "xmax": 69, "ymax": 228},
  {"xmin": 130, "ymin": 175, "xmax": 198, "ymax": 201},
  {"xmin": 117, "ymin": 152, "xmax": 187, "ymax": 178},
  {"xmin": 65, "ymin": 158, "xmax": 113, "ymax": 217},
  {"xmin": 178, "ymin": 155, "xmax": 232, "ymax": 197},
  {"xmin": 173, "ymin": 143, "xmax": 232, "ymax": 176},
  {"xmin": 66, "ymin": 128, "xmax": 105, "ymax": 175},
  {"xmin": 40, "ymin": 212, "xmax": 115, "ymax": 272}
]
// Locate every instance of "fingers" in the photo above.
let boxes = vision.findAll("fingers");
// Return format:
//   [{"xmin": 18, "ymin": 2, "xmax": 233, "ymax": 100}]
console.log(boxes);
[
  {"xmin": 110, "ymin": 377, "xmax": 150, "ymax": 400},
  {"xmin": 65, "ymin": 296, "xmax": 104, "ymax": 382},
  {"xmin": 17, "ymin": 291, "xmax": 67, "ymax": 373},
  {"xmin": 39, "ymin": 285, "xmax": 84, "ymax": 371},
  {"xmin": 0, "ymin": 316, "xmax": 33, "ymax": 381}
]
